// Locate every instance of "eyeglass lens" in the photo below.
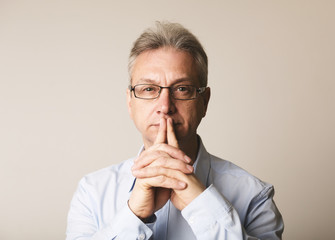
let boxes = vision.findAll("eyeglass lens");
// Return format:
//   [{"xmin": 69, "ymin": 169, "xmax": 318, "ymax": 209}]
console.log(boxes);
[{"xmin": 133, "ymin": 84, "xmax": 197, "ymax": 100}]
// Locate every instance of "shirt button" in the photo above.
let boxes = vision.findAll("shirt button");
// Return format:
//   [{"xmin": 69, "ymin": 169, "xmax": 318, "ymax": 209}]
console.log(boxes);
[
  {"xmin": 189, "ymin": 216, "xmax": 195, "ymax": 224},
  {"xmin": 138, "ymin": 233, "xmax": 145, "ymax": 240},
  {"xmin": 210, "ymin": 222, "xmax": 217, "ymax": 230}
]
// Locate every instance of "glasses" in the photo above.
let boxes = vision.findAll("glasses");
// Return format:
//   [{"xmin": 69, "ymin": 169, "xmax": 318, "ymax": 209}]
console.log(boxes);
[{"xmin": 129, "ymin": 84, "xmax": 206, "ymax": 100}]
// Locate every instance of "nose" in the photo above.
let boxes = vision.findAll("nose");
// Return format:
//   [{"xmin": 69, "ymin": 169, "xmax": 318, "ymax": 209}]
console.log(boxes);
[{"xmin": 156, "ymin": 88, "xmax": 175, "ymax": 115}]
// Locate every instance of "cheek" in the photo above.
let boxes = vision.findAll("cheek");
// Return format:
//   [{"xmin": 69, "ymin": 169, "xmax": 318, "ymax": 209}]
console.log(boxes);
[
  {"xmin": 180, "ymin": 102, "xmax": 205, "ymax": 127},
  {"xmin": 131, "ymin": 103, "xmax": 153, "ymax": 128},
  {"xmin": 133, "ymin": 107, "xmax": 146, "ymax": 122}
]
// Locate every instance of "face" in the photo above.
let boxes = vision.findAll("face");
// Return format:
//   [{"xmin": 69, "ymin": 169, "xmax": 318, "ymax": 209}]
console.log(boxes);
[{"xmin": 127, "ymin": 47, "xmax": 210, "ymax": 149}]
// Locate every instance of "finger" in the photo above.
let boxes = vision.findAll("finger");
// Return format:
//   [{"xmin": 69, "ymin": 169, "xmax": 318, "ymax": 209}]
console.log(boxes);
[
  {"xmin": 132, "ymin": 165, "xmax": 191, "ymax": 182},
  {"xmin": 132, "ymin": 145, "xmax": 191, "ymax": 169},
  {"xmin": 132, "ymin": 150, "xmax": 168, "ymax": 169},
  {"xmin": 134, "ymin": 170, "xmax": 188, "ymax": 190},
  {"xmin": 154, "ymin": 118, "xmax": 167, "ymax": 144},
  {"xmin": 142, "ymin": 175, "xmax": 187, "ymax": 190},
  {"xmin": 132, "ymin": 156, "xmax": 193, "ymax": 173},
  {"xmin": 167, "ymin": 118, "xmax": 179, "ymax": 148}
]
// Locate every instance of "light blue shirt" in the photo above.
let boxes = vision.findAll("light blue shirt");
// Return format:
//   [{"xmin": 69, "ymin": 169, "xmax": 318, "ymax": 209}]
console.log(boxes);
[{"xmin": 66, "ymin": 138, "xmax": 284, "ymax": 239}]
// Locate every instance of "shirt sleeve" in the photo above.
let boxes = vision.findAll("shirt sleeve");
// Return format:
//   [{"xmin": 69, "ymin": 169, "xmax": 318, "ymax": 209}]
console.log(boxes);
[
  {"xmin": 181, "ymin": 184, "xmax": 284, "ymax": 240},
  {"xmin": 66, "ymin": 178, "xmax": 154, "ymax": 240}
]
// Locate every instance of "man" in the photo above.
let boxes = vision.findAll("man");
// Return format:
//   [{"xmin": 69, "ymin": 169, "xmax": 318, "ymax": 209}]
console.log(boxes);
[{"xmin": 66, "ymin": 21, "xmax": 284, "ymax": 239}]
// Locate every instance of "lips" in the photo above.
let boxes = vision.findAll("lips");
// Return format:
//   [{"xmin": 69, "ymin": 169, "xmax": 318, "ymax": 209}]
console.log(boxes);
[{"xmin": 151, "ymin": 121, "xmax": 181, "ymax": 127}]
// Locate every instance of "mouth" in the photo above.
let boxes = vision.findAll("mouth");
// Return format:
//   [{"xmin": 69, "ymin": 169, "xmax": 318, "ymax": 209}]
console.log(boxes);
[{"xmin": 151, "ymin": 122, "xmax": 181, "ymax": 127}]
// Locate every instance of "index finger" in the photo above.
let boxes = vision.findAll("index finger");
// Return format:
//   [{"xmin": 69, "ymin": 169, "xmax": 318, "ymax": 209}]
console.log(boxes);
[
  {"xmin": 154, "ymin": 117, "xmax": 167, "ymax": 144},
  {"xmin": 167, "ymin": 118, "xmax": 179, "ymax": 148}
]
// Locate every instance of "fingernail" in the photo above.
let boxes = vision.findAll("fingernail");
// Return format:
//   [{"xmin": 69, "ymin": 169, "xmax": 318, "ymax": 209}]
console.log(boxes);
[
  {"xmin": 184, "ymin": 155, "xmax": 191, "ymax": 163},
  {"xmin": 187, "ymin": 165, "xmax": 193, "ymax": 172},
  {"xmin": 179, "ymin": 181, "xmax": 186, "ymax": 188}
]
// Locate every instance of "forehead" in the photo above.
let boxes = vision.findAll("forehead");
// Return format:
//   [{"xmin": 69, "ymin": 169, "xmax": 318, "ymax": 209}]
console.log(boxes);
[{"xmin": 131, "ymin": 47, "xmax": 200, "ymax": 86}]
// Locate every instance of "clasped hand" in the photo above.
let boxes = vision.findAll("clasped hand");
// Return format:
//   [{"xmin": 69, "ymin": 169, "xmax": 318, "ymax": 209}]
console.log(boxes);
[{"xmin": 128, "ymin": 118, "xmax": 205, "ymax": 220}]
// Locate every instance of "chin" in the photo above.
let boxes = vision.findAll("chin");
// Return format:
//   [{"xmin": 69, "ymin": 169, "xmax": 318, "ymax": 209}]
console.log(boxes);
[
  {"xmin": 174, "ymin": 130, "xmax": 191, "ymax": 142},
  {"xmin": 143, "ymin": 131, "xmax": 159, "ymax": 145}
]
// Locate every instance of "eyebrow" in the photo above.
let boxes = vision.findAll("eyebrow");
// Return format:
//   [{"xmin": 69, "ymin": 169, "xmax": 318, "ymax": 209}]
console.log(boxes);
[{"xmin": 136, "ymin": 78, "xmax": 194, "ymax": 85}]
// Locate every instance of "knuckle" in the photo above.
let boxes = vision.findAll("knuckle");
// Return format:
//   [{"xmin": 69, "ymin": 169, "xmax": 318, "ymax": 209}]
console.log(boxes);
[
  {"xmin": 153, "ymin": 166, "xmax": 160, "ymax": 174},
  {"xmin": 159, "ymin": 156, "xmax": 169, "ymax": 166},
  {"xmin": 150, "ymin": 166, "xmax": 162, "ymax": 176},
  {"xmin": 157, "ymin": 175, "xmax": 166, "ymax": 184}
]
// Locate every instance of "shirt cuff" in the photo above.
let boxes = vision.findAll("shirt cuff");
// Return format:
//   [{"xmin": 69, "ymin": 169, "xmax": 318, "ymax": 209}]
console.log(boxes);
[
  {"xmin": 144, "ymin": 214, "xmax": 156, "ymax": 232},
  {"xmin": 101, "ymin": 203, "xmax": 154, "ymax": 240},
  {"xmin": 181, "ymin": 184, "xmax": 233, "ymax": 235}
]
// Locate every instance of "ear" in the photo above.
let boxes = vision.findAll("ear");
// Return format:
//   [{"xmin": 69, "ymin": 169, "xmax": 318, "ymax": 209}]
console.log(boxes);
[
  {"xmin": 201, "ymin": 87, "xmax": 211, "ymax": 117},
  {"xmin": 126, "ymin": 88, "xmax": 133, "ymax": 119}
]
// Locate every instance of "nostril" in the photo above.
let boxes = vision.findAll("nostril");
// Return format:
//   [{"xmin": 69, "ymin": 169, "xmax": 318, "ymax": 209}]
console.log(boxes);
[{"xmin": 155, "ymin": 88, "xmax": 176, "ymax": 114}]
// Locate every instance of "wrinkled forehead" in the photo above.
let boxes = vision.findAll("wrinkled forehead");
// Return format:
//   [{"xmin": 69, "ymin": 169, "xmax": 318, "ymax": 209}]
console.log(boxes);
[{"xmin": 130, "ymin": 48, "xmax": 201, "ymax": 86}]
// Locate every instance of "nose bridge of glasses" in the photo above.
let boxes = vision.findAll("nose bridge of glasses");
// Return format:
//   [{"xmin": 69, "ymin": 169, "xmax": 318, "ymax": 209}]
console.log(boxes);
[
  {"xmin": 159, "ymin": 86, "xmax": 171, "ymax": 90},
  {"xmin": 158, "ymin": 86, "xmax": 173, "ymax": 96},
  {"xmin": 159, "ymin": 85, "xmax": 195, "ymax": 100},
  {"xmin": 158, "ymin": 86, "xmax": 173, "ymax": 99},
  {"xmin": 132, "ymin": 84, "xmax": 199, "ymax": 100}
]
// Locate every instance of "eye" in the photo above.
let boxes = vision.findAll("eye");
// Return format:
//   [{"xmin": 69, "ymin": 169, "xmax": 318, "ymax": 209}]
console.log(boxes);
[
  {"xmin": 138, "ymin": 85, "xmax": 158, "ymax": 92},
  {"xmin": 143, "ymin": 87, "xmax": 154, "ymax": 92},
  {"xmin": 176, "ymin": 85, "xmax": 190, "ymax": 92}
]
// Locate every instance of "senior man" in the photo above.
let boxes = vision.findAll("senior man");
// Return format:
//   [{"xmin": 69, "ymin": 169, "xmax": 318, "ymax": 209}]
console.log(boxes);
[{"xmin": 66, "ymin": 21, "xmax": 284, "ymax": 240}]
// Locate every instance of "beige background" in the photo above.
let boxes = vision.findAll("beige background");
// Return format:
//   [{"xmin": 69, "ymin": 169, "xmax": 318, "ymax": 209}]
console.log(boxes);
[{"xmin": 1, "ymin": 0, "xmax": 334, "ymax": 239}]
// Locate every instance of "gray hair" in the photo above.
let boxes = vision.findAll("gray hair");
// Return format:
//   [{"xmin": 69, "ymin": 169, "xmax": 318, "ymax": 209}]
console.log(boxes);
[{"xmin": 128, "ymin": 21, "xmax": 208, "ymax": 87}]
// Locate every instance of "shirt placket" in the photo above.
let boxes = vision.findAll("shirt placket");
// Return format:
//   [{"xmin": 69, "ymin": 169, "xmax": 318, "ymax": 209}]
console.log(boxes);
[{"xmin": 153, "ymin": 201, "xmax": 170, "ymax": 240}]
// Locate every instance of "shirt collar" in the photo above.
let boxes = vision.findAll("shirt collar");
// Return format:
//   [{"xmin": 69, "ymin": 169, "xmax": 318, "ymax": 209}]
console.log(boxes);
[
  {"xmin": 128, "ymin": 147, "xmax": 145, "ymax": 192},
  {"xmin": 193, "ymin": 136, "xmax": 211, "ymax": 187}
]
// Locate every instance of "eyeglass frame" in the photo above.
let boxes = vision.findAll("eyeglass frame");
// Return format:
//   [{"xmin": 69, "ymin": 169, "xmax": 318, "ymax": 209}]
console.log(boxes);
[{"xmin": 128, "ymin": 84, "xmax": 207, "ymax": 100}]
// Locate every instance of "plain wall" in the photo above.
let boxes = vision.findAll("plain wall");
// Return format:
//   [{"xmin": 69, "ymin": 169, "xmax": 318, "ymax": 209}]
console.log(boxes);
[{"xmin": 0, "ymin": 0, "xmax": 334, "ymax": 239}]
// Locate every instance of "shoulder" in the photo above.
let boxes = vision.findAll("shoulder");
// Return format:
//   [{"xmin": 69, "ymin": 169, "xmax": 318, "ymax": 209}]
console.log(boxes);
[
  {"xmin": 209, "ymin": 154, "xmax": 273, "ymax": 199},
  {"xmin": 69, "ymin": 158, "xmax": 136, "ymax": 222},
  {"xmin": 78, "ymin": 157, "xmax": 135, "ymax": 189}
]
